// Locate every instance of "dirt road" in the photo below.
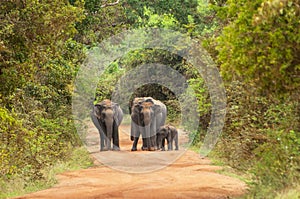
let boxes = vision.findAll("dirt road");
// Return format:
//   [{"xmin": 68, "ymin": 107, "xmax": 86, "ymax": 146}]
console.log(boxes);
[{"xmin": 13, "ymin": 124, "xmax": 247, "ymax": 199}]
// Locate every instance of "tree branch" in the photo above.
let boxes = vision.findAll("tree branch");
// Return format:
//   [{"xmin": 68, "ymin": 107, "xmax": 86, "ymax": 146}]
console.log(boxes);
[{"xmin": 101, "ymin": 0, "xmax": 120, "ymax": 8}]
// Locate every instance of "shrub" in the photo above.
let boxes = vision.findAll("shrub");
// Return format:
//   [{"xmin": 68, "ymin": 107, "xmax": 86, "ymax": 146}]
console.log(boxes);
[{"xmin": 212, "ymin": 80, "xmax": 300, "ymax": 197}]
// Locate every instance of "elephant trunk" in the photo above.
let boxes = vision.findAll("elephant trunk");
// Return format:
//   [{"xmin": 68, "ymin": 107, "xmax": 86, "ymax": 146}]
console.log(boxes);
[
  {"xmin": 104, "ymin": 109, "xmax": 114, "ymax": 150},
  {"xmin": 142, "ymin": 111, "xmax": 152, "ymax": 150},
  {"xmin": 145, "ymin": 124, "xmax": 152, "ymax": 150}
]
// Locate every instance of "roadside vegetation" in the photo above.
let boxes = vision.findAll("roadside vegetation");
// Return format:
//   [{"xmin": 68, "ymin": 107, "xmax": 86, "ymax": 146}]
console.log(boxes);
[{"xmin": 0, "ymin": 0, "xmax": 299, "ymax": 198}]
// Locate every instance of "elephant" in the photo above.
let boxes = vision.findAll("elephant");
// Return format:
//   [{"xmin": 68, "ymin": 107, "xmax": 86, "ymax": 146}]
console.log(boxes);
[
  {"xmin": 91, "ymin": 99, "xmax": 123, "ymax": 151},
  {"xmin": 130, "ymin": 97, "xmax": 167, "ymax": 151},
  {"xmin": 157, "ymin": 125, "xmax": 179, "ymax": 151}
]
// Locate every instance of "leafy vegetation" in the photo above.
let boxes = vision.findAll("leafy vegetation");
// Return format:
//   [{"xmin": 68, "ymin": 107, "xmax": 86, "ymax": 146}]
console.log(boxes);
[
  {"xmin": 0, "ymin": 0, "xmax": 299, "ymax": 198},
  {"xmin": 0, "ymin": 147, "xmax": 92, "ymax": 199},
  {"xmin": 215, "ymin": 0, "xmax": 300, "ymax": 94},
  {"xmin": 211, "ymin": 0, "xmax": 300, "ymax": 197},
  {"xmin": 0, "ymin": 0, "xmax": 86, "ymax": 194}
]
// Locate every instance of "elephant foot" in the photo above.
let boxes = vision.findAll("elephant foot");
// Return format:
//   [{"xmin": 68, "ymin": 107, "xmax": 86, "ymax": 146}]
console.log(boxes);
[
  {"xmin": 113, "ymin": 147, "xmax": 120, "ymax": 151},
  {"xmin": 175, "ymin": 148, "xmax": 179, "ymax": 150},
  {"xmin": 131, "ymin": 148, "xmax": 137, "ymax": 151},
  {"xmin": 149, "ymin": 147, "xmax": 155, "ymax": 151},
  {"xmin": 101, "ymin": 148, "xmax": 108, "ymax": 151},
  {"xmin": 141, "ymin": 146, "xmax": 148, "ymax": 151},
  {"xmin": 161, "ymin": 148, "xmax": 165, "ymax": 151}
]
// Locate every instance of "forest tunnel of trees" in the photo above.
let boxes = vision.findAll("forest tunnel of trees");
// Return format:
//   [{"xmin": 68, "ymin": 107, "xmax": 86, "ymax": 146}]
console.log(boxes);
[{"xmin": 0, "ymin": 0, "xmax": 299, "ymax": 198}]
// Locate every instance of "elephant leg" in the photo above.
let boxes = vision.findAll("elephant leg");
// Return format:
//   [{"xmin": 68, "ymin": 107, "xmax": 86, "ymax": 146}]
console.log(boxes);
[
  {"xmin": 131, "ymin": 121, "xmax": 141, "ymax": 151},
  {"xmin": 99, "ymin": 130, "xmax": 105, "ymax": 151},
  {"xmin": 161, "ymin": 138, "xmax": 166, "ymax": 151},
  {"xmin": 175, "ymin": 134, "xmax": 179, "ymax": 150},
  {"xmin": 132, "ymin": 137, "xmax": 139, "ymax": 151},
  {"xmin": 150, "ymin": 135, "xmax": 156, "ymax": 151},
  {"xmin": 131, "ymin": 127, "xmax": 140, "ymax": 151},
  {"xmin": 145, "ymin": 126, "xmax": 153, "ymax": 151},
  {"xmin": 153, "ymin": 134, "xmax": 157, "ymax": 150},
  {"xmin": 112, "ymin": 123, "xmax": 120, "ymax": 151},
  {"xmin": 148, "ymin": 120, "xmax": 156, "ymax": 151},
  {"xmin": 167, "ymin": 132, "xmax": 173, "ymax": 150},
  {"xmin": 140, "ymin": 126, "xmax": 148, "ymax": 150},
  {"xmin": 130, "ymin": 120, "xmax": 137, "ymax": 141},
  {"xmin": 167, "ymin": 138, "xmax": 172, "ymax": 151},
  {"xmin": 141, "ymin": 138, "xmax": 148, "ymax": 150},
  {"xmin": 148, "ymin": 137, "xmax": 155, "ymax": 151}
]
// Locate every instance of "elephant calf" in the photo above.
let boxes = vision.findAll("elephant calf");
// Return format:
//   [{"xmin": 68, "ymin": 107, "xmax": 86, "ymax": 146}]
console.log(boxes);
[{"xmin": 157, "ymin": 125, "xmax": 179, "ymax": 151}]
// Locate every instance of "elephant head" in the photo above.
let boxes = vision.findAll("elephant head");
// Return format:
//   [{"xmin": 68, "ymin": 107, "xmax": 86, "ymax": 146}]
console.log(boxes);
[{"xmin": 140, "ymin": 101, "xmax": 161, "ymax": 125}]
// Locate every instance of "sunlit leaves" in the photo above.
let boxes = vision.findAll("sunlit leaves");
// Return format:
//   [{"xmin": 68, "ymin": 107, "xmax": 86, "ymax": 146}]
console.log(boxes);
[
  {"xmin": 216, "ymin": 0, "xmax": 300, "ymax": 94},
  {"xmin": 0, "ymin": 0, "xmax": 84, "ymax": 180}
]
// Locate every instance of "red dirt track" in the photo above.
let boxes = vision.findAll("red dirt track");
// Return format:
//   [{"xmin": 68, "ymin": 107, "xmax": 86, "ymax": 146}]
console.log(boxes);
[{"xmin": 13, "ymin": 124, "xmax": 247, "ymax": 199}]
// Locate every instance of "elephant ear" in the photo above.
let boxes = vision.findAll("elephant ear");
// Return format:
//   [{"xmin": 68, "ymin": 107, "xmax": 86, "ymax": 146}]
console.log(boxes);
[
  {"xmin": 148, "ymin": 99, "xmax": 163, "ymax": 114},
  {"xmin": 153, "ymin": 104, "xmax": 162, "ymax": 114},
  {"xmin": 93, "ymin": 104, "xmax": 103, "ymax": 119},
  {"xmin": 157, "ymin": 126, "xmax": 164, "ymax": 135},
  {"xmin": 112, "ymin": 102, "xmax": 120, "ymax": 115}
]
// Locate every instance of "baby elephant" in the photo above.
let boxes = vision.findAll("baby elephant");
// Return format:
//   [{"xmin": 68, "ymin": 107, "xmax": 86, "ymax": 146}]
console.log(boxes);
[{"xmin": 157, "ymin": 125, "xmax": 179, "ymax": 151}]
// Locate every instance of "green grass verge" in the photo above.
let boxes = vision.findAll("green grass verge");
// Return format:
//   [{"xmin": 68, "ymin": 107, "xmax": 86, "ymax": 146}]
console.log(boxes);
[
  {"xmin": 275, "ymin": 185, "xmax": 300, "ymax": 199},
  {"xmin": 0, "ymin": 147, "xmax": 93, "ymax": 199}
]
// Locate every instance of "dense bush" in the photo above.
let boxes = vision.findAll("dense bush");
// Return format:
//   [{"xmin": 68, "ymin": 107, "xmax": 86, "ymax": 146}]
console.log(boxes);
[
  {"xmin": 216, "ymin": 0, "xmax": 300, "ymax": 94},
  {"xmin": 213, "ymin": 81, "xmax": 300, "ymax": 197},
  {"xmin": 0, "ymin": 0, "xmax": 84, "ymax": 182},
  {"xmin": 203, "ymin": 0, "xmax": 300, "ymax": 196}
]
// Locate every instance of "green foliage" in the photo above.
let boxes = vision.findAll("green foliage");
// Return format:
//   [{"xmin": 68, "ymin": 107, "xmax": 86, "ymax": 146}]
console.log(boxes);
[
  {"xmin": 136, "ymin": 6, "xmax": 180, "ymax": 29},
  {"xmin": 124, "ymin": 0, "xmax": 199, "ymax": 26},
  {"xmin": 0, "ymin": 147, "xmax": 92, "ymax": 199},
  {"xmin": 0, "ymin": 105, "xmax": 80, "ymax": 181},
  {"xmin": 188, "ymin": 77, "xmax": 211, "ymax": 118},
  {"xmin": 274, "ymin": 185, "xmax": 300, "ymax": 199},
  {"xmin": 213, "ymin": 81, "xmax": 300, "ymax": 197},
  {"xmin": 0, "ymin": 0, "xmax": 85, "ymax": 183},
  {"xmin": 95, "ymin": 61, "xmax": 125, "ymax": 102},
  {"xmin": 252, "ymin": 130, "xmax": 300, "ymax": 188},
  {"xmin": 163, "ymin": 99, "xmax": 181, "ymax": 124},
  {"xmin": 205, "ymin": 1, "xmax": 300, "ymax": 196},
  {"xmin": 74, "ymin": 0, "xmax": 127, "ymax": 45},
  {"xmin": 215, "ymin": 0, "xmax": 300, "ymax": 94}
]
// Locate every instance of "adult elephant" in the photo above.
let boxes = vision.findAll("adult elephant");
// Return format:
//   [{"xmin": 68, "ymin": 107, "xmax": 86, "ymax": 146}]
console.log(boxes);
[
  {"xmin": 91, "ymin": 99, "xmax": 123, "ymax": 151},
  {"xmin": 130, "ymin": 97, "xmax": 167, "ymax": 151}
]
